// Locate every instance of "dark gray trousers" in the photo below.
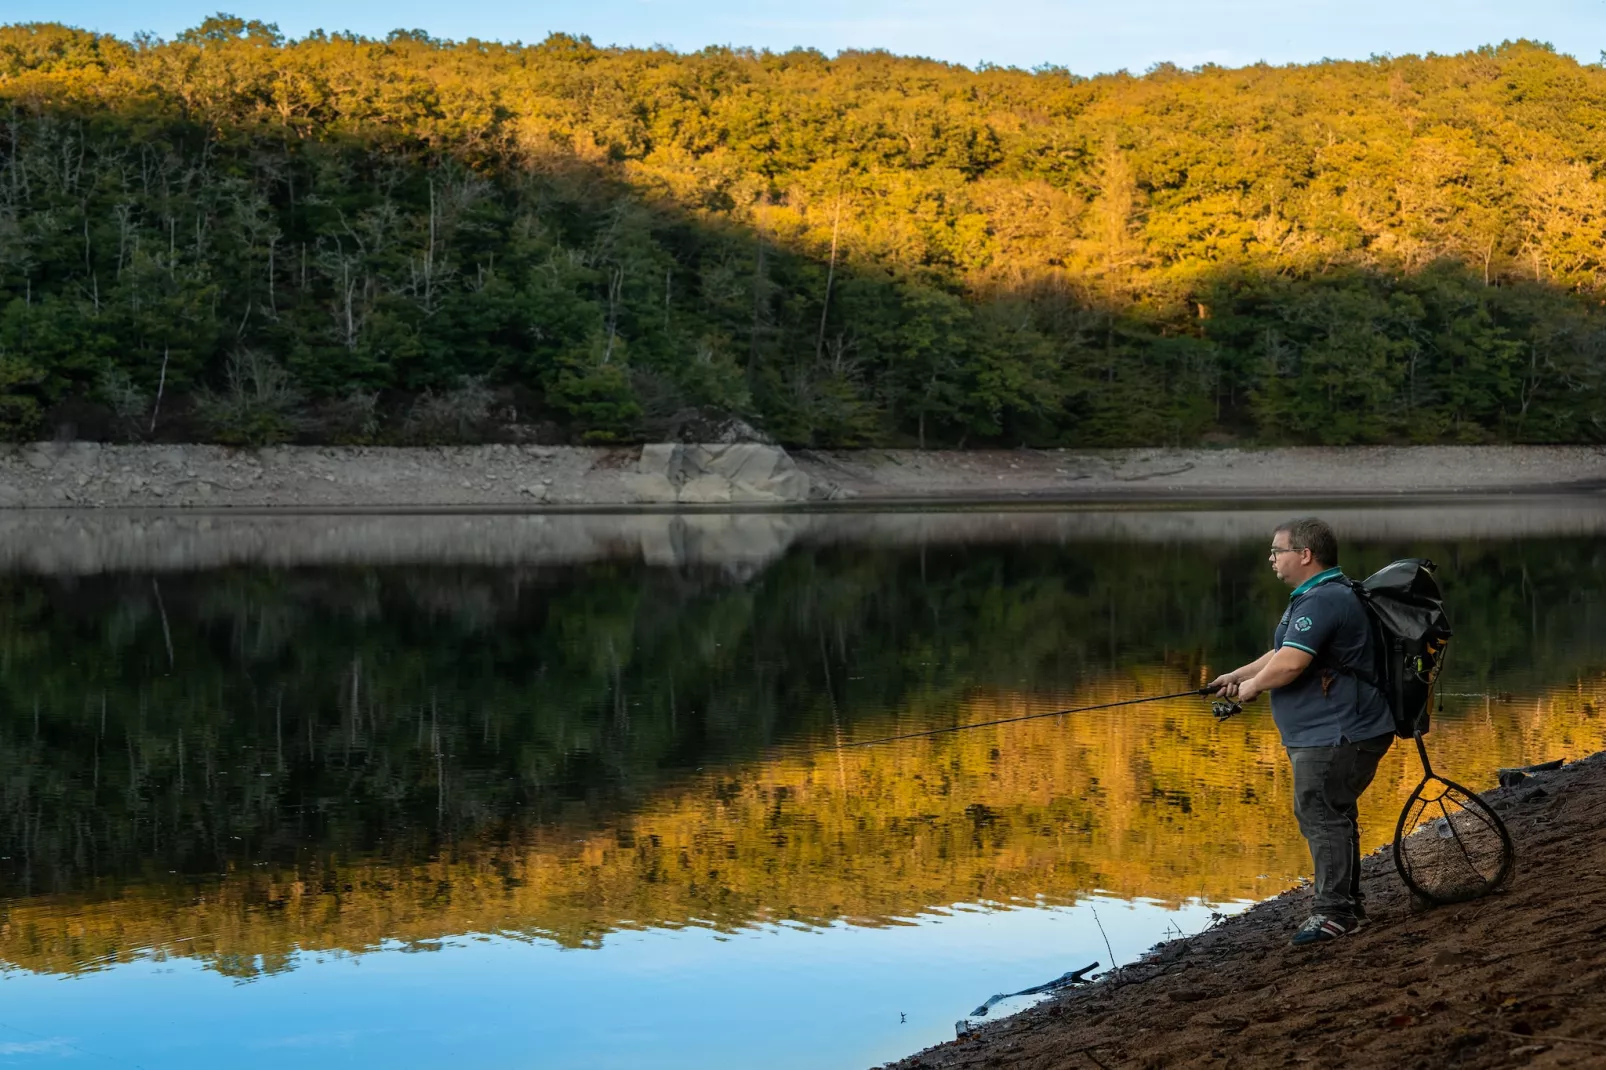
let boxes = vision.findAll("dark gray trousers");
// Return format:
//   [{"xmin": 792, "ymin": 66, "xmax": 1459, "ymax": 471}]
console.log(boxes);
[{"xmin": 1286, "ymin": 733, "xmax": 1393, "ymax": 920}]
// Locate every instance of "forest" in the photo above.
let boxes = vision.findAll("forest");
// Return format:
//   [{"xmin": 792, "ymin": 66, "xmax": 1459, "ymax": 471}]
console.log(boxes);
[{"xmin": 1, "ymin": 20, "xmax": 1605, "ymax": 446}]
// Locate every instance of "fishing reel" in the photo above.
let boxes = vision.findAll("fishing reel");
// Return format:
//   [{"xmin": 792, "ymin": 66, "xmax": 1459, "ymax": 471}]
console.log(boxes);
[{"xmin": 1210, "ymin": 698, "xmax": 1243, "ymax": 722}]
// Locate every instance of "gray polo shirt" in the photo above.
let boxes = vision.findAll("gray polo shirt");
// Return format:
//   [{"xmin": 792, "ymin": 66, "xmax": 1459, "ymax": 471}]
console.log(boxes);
[{"xmin": 1270, "ymin": 568, "xmax": 1394, "ymax": 747}]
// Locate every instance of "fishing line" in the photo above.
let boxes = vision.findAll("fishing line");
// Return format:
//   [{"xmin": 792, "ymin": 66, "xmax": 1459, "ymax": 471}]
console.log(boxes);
[{"xmin": 840, "ymin": 687, "xmax": 1218, "ymax": 749}]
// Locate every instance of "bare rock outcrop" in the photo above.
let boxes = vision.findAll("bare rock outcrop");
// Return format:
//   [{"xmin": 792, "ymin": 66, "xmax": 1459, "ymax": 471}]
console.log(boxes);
[{"xmin": 623, "ymin": 443, "xmax": 816, "ymax": 504}]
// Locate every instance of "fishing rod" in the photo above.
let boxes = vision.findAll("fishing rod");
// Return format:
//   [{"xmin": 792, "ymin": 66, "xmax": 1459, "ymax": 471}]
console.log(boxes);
[{"xmin": 840, "ymin": 686, "xmax": 1235, "ymax": 749}]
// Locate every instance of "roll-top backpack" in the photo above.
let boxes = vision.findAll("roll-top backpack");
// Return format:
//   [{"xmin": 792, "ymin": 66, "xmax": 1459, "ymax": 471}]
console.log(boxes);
[{"xmin": 1344, "ymin": 559, "xmax": 1452, "ymax": 739}]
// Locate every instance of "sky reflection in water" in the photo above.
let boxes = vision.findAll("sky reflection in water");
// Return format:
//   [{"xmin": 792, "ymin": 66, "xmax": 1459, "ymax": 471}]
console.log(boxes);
[
  {"xmin": 2, "ymin": 898, "xmax": 1225, "ymax": 1069},
  {"xmin": 1, "ymin": 503, "xmax": 1603, "ymax": 1068}
]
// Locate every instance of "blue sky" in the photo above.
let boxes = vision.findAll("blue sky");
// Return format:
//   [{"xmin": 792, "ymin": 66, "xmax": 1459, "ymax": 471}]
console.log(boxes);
[{"xmin": 12, "ymin": 0, "xmax": 1606, "ymax": 75}]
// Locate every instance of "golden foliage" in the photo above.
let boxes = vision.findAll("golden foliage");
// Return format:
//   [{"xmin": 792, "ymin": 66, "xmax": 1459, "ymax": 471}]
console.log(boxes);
[{"xmin": 4, "ymin": 673, "xmax": 1600, "ymax": 977}]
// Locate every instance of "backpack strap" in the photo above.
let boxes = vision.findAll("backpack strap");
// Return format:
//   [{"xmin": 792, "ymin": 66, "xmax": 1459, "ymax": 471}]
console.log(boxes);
[
  {"xmin": 1314, "ymin": 579, "xmax": 1384, "ymax": 693},
  {"xmin": 1323, "ymin": 655, "xmax": 1384, "ymax": 701}
]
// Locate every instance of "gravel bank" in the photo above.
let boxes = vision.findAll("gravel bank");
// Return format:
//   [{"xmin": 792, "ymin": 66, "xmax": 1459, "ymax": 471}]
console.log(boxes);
[
  {"xmin": 798, "ymin": 445, "xmax": 1606, "ymax": 501},
  {"xmin": 0, "ymin": 444, "xmax": 1602, "ymax": 509}
]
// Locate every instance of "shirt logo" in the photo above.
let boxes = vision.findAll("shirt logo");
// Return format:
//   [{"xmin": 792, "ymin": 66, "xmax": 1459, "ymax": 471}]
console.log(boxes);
[{"xmin": 1294, "ymin": 616, "xmax": 1313, "ymax": 632}]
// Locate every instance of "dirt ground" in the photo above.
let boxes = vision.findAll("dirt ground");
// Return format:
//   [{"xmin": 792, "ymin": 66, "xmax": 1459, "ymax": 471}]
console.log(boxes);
[{"xmin": 885, "ymin": 750, "xmax": 1606, "ymax": 1070}]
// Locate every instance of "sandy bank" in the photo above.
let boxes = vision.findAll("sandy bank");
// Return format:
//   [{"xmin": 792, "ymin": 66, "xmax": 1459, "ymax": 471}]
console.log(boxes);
[
  {"xmin": 0, "ymin": 444, "xmax": 1602, "ymax": 509},
  {"xmin": 886, "ymin": 751, "xmax": 1606, "ymax": 1070}
]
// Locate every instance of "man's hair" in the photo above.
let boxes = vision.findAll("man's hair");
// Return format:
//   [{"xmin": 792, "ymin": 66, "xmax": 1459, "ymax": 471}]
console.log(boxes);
[{"xmin": 1276, "ymin": 517, "xmax": 1338, "ymax": 567}]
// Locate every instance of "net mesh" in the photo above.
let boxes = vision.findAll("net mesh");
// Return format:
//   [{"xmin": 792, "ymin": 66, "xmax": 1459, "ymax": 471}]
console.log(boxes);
[{"xmin": 1393, "ymin": 777, "xmax": 1514, "ymax": 905}]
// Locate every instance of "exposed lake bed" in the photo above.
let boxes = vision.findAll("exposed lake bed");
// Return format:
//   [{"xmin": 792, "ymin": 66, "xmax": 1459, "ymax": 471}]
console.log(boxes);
[
  {"xmin": 0, "ymin": 500, "xmax": 1603, "ymax": 1068},
  {"xmin": 1, "ymin": 444, "xmax": 1603, "ymax": 508}
]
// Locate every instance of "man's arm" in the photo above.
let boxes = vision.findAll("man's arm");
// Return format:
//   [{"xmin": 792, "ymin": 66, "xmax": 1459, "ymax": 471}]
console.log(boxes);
[
  {"xmin": 1236, "ymin": 646, "xmax": 1314, "ymax": 703},
  {"xmin": 1234, "ymin": 588, "xmax": 1345, "ymax": 701}
]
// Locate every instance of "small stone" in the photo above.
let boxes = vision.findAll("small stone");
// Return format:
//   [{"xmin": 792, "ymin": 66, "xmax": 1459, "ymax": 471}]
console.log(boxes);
[{"xmin": 1166, "ymin": 988, "xmax": 1213, "ymax": 1003}]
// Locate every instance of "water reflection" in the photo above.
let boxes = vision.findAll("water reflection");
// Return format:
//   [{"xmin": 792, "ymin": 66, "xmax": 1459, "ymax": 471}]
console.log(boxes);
[
  {"xmin": 6, "ymin": 680, "xmax": 1601, "ymax": 983},
  {"xmin": 2, "ymin": 506, "xmax": 1603, "ymax": 989},
  {"xmin": 3, "ymin": 499, "xmax": 1606, "ymax": 575}
]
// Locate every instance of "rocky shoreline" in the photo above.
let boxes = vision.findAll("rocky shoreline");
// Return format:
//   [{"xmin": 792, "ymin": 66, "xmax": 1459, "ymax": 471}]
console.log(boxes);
[{"xmin": 0, "ymin": 443, "xmax": 1602, "ymax": 509}]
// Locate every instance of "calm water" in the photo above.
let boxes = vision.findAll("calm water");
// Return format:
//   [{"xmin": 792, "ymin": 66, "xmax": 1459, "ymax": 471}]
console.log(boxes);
[{"xmin": 2, "ymin": 503, "xmax": 1605, "ymax": 1069}]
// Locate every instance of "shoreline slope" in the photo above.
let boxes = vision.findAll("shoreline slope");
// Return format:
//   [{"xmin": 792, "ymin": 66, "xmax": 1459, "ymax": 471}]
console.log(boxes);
[{"xmin": 885, "ymin": 751, "xmax": 1606, "ymax": 1070}]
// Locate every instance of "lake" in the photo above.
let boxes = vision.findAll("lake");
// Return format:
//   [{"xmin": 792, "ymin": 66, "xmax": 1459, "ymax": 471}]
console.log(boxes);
[{"xmin": 2, "ymin": 502, "xmax": 1604, "ymax": 1069}]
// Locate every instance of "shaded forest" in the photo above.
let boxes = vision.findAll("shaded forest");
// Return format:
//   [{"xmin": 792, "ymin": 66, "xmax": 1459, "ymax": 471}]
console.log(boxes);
[{"xmin": 2, "ymin": 19, "xmax": 1605, "ymax": 446}]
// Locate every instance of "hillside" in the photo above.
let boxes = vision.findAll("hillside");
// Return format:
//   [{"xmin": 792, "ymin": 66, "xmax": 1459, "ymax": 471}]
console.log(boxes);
[{"xmin": 2, "ymin": 22, "xmax": 1605, "ymax": 446}]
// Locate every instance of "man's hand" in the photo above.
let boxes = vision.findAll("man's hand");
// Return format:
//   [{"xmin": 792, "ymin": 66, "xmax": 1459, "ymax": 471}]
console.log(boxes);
[
  {"xmin": 1237, "ymin": 647, "xmax": 1313, "ymax": 704},
  {"xmin": 1208, "ymin": 653, "xmax": 1275, "ymax": 699}
]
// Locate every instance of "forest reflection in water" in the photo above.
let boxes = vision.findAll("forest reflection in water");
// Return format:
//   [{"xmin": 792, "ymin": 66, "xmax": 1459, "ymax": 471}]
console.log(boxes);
[{"xmin": 1, "ymin": 503, "xmax": 1604, "ymax": 984}]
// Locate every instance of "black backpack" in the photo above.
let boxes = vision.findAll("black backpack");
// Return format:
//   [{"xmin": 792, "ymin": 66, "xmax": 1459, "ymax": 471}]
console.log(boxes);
[{"xmin": 1343, "ymin": 559, "xmax": 1453, "ymax": 739}]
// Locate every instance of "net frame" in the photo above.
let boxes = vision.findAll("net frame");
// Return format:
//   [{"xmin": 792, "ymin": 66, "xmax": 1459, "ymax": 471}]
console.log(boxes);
[{"xmin": 1391, "ymin": 733, "xmax": 1515, "ymax": 905}]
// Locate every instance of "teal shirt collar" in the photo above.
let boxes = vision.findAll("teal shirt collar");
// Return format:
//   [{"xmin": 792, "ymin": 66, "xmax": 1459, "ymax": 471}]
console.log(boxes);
[{"xmin": 1289, "ymin": 567, "xmax": 1345, "ymax": 600}]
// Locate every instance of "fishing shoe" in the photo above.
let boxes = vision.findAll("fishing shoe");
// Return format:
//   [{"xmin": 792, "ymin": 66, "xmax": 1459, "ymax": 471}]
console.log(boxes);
[{"xmin": 1290, "ymin": 914, "xmax": 1358, "ymax": 946}]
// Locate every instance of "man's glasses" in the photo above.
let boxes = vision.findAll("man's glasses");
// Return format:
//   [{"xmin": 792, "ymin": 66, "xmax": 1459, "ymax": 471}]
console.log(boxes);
[{"xmin": 1268, "ymin": 546, "xmax": 1304, "ymax": 556}]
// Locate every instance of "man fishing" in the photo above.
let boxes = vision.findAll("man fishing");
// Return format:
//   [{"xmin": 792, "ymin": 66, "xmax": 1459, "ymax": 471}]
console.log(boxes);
[{"xmin": 1208, "ymin": 517, "xmax": 1395, "ymax": 946}]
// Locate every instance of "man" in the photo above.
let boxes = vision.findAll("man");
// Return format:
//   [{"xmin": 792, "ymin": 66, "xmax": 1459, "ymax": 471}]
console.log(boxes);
[{"xmin": 1209, "ymin": 517, "xmax": 1395, "ymax": 946}]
